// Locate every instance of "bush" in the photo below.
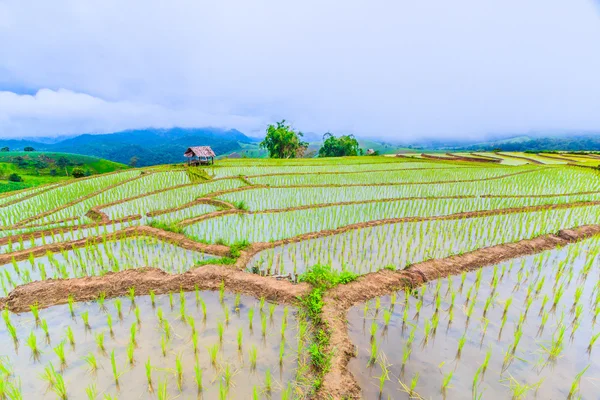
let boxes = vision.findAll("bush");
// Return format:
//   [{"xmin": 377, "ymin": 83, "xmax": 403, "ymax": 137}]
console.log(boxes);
[
  {"xmin": 71, "ymin": 167, "xmax": 85, "ymax": 178},
  {"xmin": 7, "ymin": 173, "xmax": 23, "ymax": 182},
  {"xmin": 23, "ymin": 146, "xmax": 35, "ymax": 152}
]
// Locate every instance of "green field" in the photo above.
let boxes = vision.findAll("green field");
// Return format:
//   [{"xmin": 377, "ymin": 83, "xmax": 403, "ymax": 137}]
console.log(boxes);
[
  {"xmin": 0, "ymin": 151, "xmax": 129, "ymax": 193},
  {"xmin": 0, "ymin": 155, "xmax": 599, "ymax": 398}
]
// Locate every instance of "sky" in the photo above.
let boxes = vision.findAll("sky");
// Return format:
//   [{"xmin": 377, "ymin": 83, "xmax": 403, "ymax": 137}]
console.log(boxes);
[{"xmin": 0, "ymin": 0, "xmax": 599, "ymax": 141}]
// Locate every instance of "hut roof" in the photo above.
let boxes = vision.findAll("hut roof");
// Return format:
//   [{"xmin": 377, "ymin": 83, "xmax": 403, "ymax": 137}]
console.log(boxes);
[{"xmin": 184, "ymin": 146, "xmax": 216, "ymax": 158}]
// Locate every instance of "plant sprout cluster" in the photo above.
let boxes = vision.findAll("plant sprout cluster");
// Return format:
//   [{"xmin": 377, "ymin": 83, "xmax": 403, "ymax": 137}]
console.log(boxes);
[
  {"xmin": 347, "ymin": 236, "xmax": 600, "ymax": 399},
  {"xmin": 204, "ymin": 160, "xmax": 467, "ymax": 179},
  {"xmin": 32, "ymin": 171, "xmax": 193, "ymax": 225},
  {"xmin": 0, "ymin": 289, "xmax": 308, "ymax": 399},
  {"xmin": 186, "ymin": 195, "xmax": 600, "ymax": 246},
  {"xmin": 0, "ymin": 222, "xmax": 134, "ymax": 255},
  {"xmin": 0, "ymin": 236, "xmax": 211, "ymax": 296},
  {"xmin": 0, "ymin": 171, "xmax": 140, "ymax": 226},
  {"xmin": 247, "ymin": 166, "xmax": 528, "ymax": 186},
  {"xmin": 248, "ymin": 205, "xmax": 600, "ymax": 277},
  {"xmin": 102, "ymin": 178, "xmax": 244, "ymax": 220}
]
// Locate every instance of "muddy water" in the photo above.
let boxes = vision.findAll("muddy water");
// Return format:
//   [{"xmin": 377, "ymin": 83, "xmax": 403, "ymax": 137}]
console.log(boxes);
[
  {"xmin": 347, "ymin": 237, "xmax": 600, "ymax": 399},
  {"xmin": 0, "ymin": 291, "xmax": 305, "ymax": 399},
  {"xmin": 0, "ymin": 237, "xmax": 213, "ymax": 296}
]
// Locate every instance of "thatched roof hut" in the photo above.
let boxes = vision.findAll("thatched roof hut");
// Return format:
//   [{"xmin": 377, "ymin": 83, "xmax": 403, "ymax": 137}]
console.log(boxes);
[{"xmin": 184, "ymin": 146, "xmax": 216, "ymax": 165}]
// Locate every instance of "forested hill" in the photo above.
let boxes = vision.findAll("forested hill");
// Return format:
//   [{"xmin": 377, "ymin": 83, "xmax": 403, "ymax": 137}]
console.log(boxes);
[
  {"xmin": 0, "ymin": 128, "xmax": 254, "ymax": 166},
  {"xmin": 459, "ymin": 135, "xmax": 600, "ymax": 152}
]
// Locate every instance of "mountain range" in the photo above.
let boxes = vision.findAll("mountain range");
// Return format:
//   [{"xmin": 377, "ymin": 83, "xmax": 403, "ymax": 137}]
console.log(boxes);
[{"xmin": 0, "ymin": 128, "xmax": 254, "ymax": 166}]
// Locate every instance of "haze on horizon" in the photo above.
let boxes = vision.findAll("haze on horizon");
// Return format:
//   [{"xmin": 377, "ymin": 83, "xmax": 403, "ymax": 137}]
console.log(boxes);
[{"xmin": 0, "ymin": 0, "xmax": 599, "ymax": 141}]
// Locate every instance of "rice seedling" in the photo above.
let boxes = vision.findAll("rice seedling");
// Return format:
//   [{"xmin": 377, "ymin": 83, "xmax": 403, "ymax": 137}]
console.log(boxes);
[
  {"xmin": 175, "ymin": 352, "xmax": 184, "ymax": 391},
  {"xmin": 53, "ymin": 341, "xmax": 67, "ymax": 368},
  {"xmin": 249, "ymin": 345, "xmax": 257, "ymax": 369},
  {"xmin": 441, "ymin": 371, "xmax": 453, "ymax": 393},
  {"xmin": 26, "ymin": 331, "xmax": 40, "ymax": 359},
  {"xmin": 84, "ymin": 353, "xmax": 98, "ymax": 374},
  {"xmin": 110, "ymin": 350, "xmax": 120, "ymax": 386},
  {"xmin": 209, "ymin": 343, "xmax": 219, "ymax": 366},
  {"xmin": 194, "ymin": 360, "xmax": 203, "ymax": 392},
  {"xmin": 145, "ymin": 357, "xmax": 153, "ymax": 392},
  {"xmin": 85, "ymin": 383, "xmax": 98, "ymax": 400},
  {"xmin": 264, "ymin": 368, "xmax": 272, "ymax": 393},
  {"xmin": 95, "ymin": 332, "xmax": 106, "ymax": 353}
]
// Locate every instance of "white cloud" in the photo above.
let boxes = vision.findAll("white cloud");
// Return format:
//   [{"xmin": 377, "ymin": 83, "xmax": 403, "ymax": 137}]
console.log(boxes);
[
  {"xmin": 0, "ymin": 89, "xmax": 264, "ymax": 137},
  {"xmin": 0, "ymin": 0, "xmax": 599, "ymax": 140}
]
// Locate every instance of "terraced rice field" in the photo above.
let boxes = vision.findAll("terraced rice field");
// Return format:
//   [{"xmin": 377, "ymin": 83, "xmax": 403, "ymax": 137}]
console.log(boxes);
[{"xmin": 0, "ymin": 155, "xmax": 599, "ymax": 399}]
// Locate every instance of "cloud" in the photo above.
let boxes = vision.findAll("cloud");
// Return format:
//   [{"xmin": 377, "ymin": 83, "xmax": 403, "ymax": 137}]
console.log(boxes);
[
  {"xmin": 0, "ymin": 89, "xmax": 264, "ymax": 137},
  {"xmin": 0, "ymin": 0, "xmax": 599, "ymax": 140}
]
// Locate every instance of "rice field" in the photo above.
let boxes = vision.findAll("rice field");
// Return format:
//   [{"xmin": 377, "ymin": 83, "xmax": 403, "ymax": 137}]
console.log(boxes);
[{"xmin": 0, "ymin": 154, "xmax": 599, "ymax": 399}]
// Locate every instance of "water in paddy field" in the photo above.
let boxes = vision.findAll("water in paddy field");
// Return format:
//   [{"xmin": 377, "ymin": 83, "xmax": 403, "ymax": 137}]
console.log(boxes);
[
  {"xmin": 0, "ymin": 291, "xmax": 305, "ymax": 399},
  {"xmin": 347, "ymin": 237, "xmax": 600, "ymax": 399},
  {"xmin": 0, "ymin": 237, "xmax": 213, "ymax": 296}
]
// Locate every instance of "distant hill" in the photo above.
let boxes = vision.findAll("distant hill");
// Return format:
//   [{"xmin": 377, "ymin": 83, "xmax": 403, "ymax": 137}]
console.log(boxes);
[
  {"xmin": 459, "ymin": 134, "xmax": 600, "ymax": 152},
  {"xmin": 0, "ymin": 127, "xmax": 254, "ymax": 167},
  {"xmin": 0, "ymin": 151, "xmax": 129, "ymax": 193}
]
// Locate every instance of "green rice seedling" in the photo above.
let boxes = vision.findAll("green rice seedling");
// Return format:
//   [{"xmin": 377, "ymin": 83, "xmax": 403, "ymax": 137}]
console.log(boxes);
[
  {"xmin": 259, "ymin": 297, "xmax": 265, "ymax": 312},
  {"xmin": 114, "ymin": 299, "xmax": 123, "ymax": 319},
  {"xmin": 456, "ymin": 334, "xmax": 467, "ymax": 358},
  {"xmin": 106, "ymin": 313, "xmax": 114, "ymax": 337},
  {"xmin": 223, "ymin": 362, "xmax": 235, "ymax": 388},
  {"xmin": 65, "ymin": 326, "xmax": 75, "ymax": 347},
  {"xmin": 264, "ymin": 368, "xmax": 272, "ymax": 393},
  {"xmin": 26, "ymin": 331, "xmax": 40, "ymax": 358},
  {"xmin": 68, "ymin": 295, "xmax": 75, "ymax": 317},
  {"xmin": 370, "ymin": 320, "xmax": 378, "ymax": 339},
  {"xmin": 219, "ymin": 281, "xmax": 225, "ymax": 303},
  {"xmin": 145, "ymin": 357, "xmax": 153, "ymax": 392},
  {"xmin": 85, "ymin": 383, "xmax": 98, "ymax": 400},
  {"xmin": 253, "ymin": 385, "xmax": 259, "ymax": 400},
  {"xmin": 194, "ymin": 360, "xmax": 203, "ymax": 392},
  {"xmin": 84, "ymin": 353, "xmax": 98, "ymax": 373},
  {"xmin": 51, "ymin": 370, "xmax": 68, "ymax": 400},
  {"xmin": 30, "ymin": 303, "xmax": 40, "ymax": 323},
  {"xmin": 224, "ymin": 306, "xmax": 230, "ymax": 325},
  {"xmin": 96, "ymin": 291, "xmax": 106, "ymax": 309},
  {"xmin": 201, "ymin": 299, "xmax": 207, "ymax": 320},
  {"xmin": 127, "ymin": 342, "xmax": 135, "ymax": 365},
  {"xmin": 95, "ymin": 332, "xmax": 105, "ymax": 353},
  {"xmin": 269, "ymin": 303, "xmax": 276, "ymax": 320},
  {"xmin": 175, "ymin": 353, "xmax": 183, "ymax": 391},
  {"xmin": 40, "ymin": 363, "xmax": 56, "ymax": 388},
  {"xmin": 441, "ymin": 371, "xmax": 453, "ymax": 393},
  {"xmin": 110, "ymin": 350, "xmax": 119, "ymax": 386},
  {"xmin": 261, "ymin": 313, "xmax": 267, "ymax": 337},
  {"xmin": 237, "ymin": 328, "xmax": 243, "ymax": 351},
  {"xmin": 81, "ymin": 311, "xmax": 90, "ymax": 330},
  {"xmin": 409, "ymin": 372, "xmax": 420, "ymax": 396},
  {"xmin": 279, "ymin": 341, "xmax": 285, "ymax": 364},
  {"xmin": 249, "ymin": 345, "xmax": 257, "ymax": 369},
  {"xmin": 41, "ymin": 319, "xmax": 50, "ymax": 342},
  {"xmin": 160, "ymin": 335, "xmax": 168, "ymax": 357},
  {"xmin": 169, "ymin": 292, "xmax": 174, "ymax": 310},
  {"xmin": 156, "ymin": 307, "xmax": 164, "ymax": 323},
  {"xmin": 54, "ymin": 341, "xmax": 67, "ymax": 368},
  {"xmin": 150, "ymin": 290, "xmax": 156, "ymax": 307},
  {"xmin": 368, "ymin": 339, "xmax": 378, "ymax": 366},
  {"xmin": 135, "ymin": 305, "xmax": 141, "ymax": 325},
  {"xmin": 209, "ymin": 344, "xmax": 219, "ymax": 366},
  {"xmin": 376, "ymin": 355, "xmax": 390, "ymax": 394},
  {"xmin": 383, "ymin": 309, "xmax": 392, "ymax": 328},
  {"xmin": 157, "ymin": 378, "xmax": 168, "ymax": 400},
  {"xmin": 162, "ymin": 319, "xmax": 171, "ymax": 340},
  {"xmin": 588, "ymin": 332, "xmax": 600, "ymax": 352},
  {"xmin": 217, "ymin": 321, "xmax": 224, "ymax": 344},
  {"xmin": 130, "ymin": 322, "xmax": 137, "ymax": 346},
  {"xmin": 248, "ymin": 307, "xmax": 254, "ymax": 330},
  {"xmin": 568, "ymin": 365, "xmax": 590, "ymax": 399},
  {"xmin": 219, "ymin": 381, "xmax": 227, "ymax": 400}
]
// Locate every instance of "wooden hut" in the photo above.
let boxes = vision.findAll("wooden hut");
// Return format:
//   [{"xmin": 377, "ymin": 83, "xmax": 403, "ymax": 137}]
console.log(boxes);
[{"xmin": 184, "ymin": 146, "xmax": 216, "ymax": 166}]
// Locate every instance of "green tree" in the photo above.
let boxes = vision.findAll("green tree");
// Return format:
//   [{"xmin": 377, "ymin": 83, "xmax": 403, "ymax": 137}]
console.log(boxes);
[
  {"xmin": 56, "ymin": 156, "xmax": 70, "ymax": 176},
  {"xmin": 318, "ymin": 133, "xmax": 361, "ymax": 157},
  {"xmin": 0, "ymin": 147, "xmax": 9, "ymax": 152},
  {"xmin": 129, "ymin": 156, "xmax": 139, "ymax": 168},
  {"xmin": 260, "ymin": 120, "xmax": 308, "ymax": 159},
  {"xmin": 8, "ymin": 173, "xmax": 22, "ymax": 182},
  {"xmin": 72, "ymin": 167, "xmax": 85, "ymax": 178},
  {"xmin": 23, "ymin": 146, "xmax": 35, "ymax": 152}
]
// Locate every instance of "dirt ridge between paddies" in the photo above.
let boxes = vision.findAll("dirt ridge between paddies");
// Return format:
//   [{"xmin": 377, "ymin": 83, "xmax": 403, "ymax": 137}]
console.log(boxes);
[
  {"xmin": 497, "ymin": 152, "xmax": 545, "ymax": 165},
  {"xmin": 0, "ymin": 265, "xmax": 311, "ymax": 314},
  {"xmin": 317, "ymin": 224, "xmax": 600, "ymax": 399}
]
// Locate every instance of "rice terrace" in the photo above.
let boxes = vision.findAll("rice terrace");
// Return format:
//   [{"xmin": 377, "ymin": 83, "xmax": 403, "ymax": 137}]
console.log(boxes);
[{"xmin": 2, "ymin": 152, "xmax": 600, "ymax": 399}]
